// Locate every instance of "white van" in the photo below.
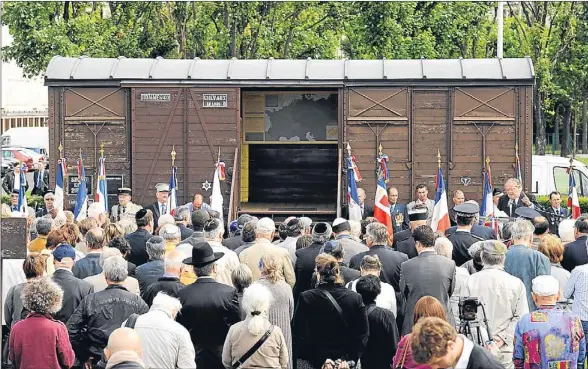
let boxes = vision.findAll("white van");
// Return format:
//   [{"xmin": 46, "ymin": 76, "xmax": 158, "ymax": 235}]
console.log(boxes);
[
  {"xmin": 532, "ymin": 155, "xmax": 588, "ymax": 196},
  {"xmin": 1, "ymin": 127, "xmax": 49, "ymax": 157}
]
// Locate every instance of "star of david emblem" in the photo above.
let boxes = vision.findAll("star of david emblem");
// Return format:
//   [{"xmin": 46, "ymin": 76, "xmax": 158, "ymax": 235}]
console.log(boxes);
[{"xmin": 202, "ymin": 180, "xmax": 211, "ymax": 191}]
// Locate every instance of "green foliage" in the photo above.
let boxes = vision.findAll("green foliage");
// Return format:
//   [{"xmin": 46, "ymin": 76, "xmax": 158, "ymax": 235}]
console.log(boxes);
[
  {"xmin": 536, "ymin": 195, "xmax": 588, "ymax": 214},
  {"xmin": 0, "ymin": 194, "xmax": 44, "ymax": 209}
]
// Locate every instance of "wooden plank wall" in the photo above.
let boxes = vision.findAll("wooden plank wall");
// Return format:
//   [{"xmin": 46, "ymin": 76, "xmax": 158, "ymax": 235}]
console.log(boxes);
[{"xmin": 131, "ymin": 87, "xmax": 239, "ymax": 211}]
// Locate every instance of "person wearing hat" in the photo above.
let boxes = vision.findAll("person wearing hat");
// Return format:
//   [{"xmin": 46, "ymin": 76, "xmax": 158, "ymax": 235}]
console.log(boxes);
[
  {"xmin": 145, "ymin": 183, "xmax": 170, "ymax": 229},
  {"xmin": 466, "ymin": 240, "xmax": 529, "ymax": 369},
  {"xmin": 35, "ymin": 190, "xmax": 56, "ymax": 217},
  {"xmin": 331, "ymin": 217, "xmax": 368, "ymax": 264},
  {"xmin": 50, "ymin": 244, "xmax": 94, "ymax": 323},
  {"xmin": 515, "ymin": 275, "xmax": 586, "ymax": 369},
  {"xmin": 447, "ymin": 202, "xmax": 485, "ymax": 266},
  {"xmin": 222, "ymin": 214, "xmax": 253, "ymax": 250},
  {"xmin": 176, "ymin": 241, "xmax": 241, "ymax": 369},
  {"xmin": 445, "ymin": 200, "xmax": 497, "ymax": 241},
  {"xmin": 394, "ymin": 208, "xmax": 428, "ymax": 259},
  {"xmin": 111, "ymin": 187, "xmax": 143, "ymax": 222},
  {"xmin": 125, "ymin": 209, "xmax": 154, "ymax": 266}
]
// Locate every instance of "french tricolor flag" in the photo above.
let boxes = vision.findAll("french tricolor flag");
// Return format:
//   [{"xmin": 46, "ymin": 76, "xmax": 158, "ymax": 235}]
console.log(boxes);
[
  {"xmin": 374, "ymin": 149, "xmax": 393, "ymax": 235},
  {"xmin": 431, "ymin": 166, "xmax": 451, "ymax": 233},
  {"xmin": 73, "ymin": 156, "xmax": 88, "ymax": 221},
  {"xmin": 55, "ymin": 159, "xmax": 66, "ymax": 210},
  {"xmin": 95, "ymin": 157, "xmax": 108, "ymax": 213},
  {"xmin": 568, "ymin": 166, "xmax": 581, "ymax": 219},
  {"xmin": 346, "ymin": 143, "xmax": 362, "ymax": 222},
  {"xmin": 167, "ymin": 166, "xmax": 178, "ymax": 216}
]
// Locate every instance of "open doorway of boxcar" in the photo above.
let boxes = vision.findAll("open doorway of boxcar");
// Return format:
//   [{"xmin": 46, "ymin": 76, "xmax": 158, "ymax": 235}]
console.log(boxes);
[{"xmin": 239, "ymin": 90, "xmax": 339, "ymax": 221}]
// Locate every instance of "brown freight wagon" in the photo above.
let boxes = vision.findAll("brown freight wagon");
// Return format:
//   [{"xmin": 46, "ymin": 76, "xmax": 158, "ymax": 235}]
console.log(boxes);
[{"xmin": 44, "ymin": 57, "xmax": 534, "ymax": 223}]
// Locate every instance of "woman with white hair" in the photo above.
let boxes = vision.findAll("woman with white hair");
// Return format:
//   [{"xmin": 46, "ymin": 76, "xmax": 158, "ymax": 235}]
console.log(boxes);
[
  {"xmin": 9, "ymin": 278, "xmax": 75, "ymax": 369},
  {"xmin": 222, "ymin": 283, "xmax": 288, "ymax": 369},
  {"xmin": 128, "ymin": 292, "xmax": 196, "ymax": 369}
]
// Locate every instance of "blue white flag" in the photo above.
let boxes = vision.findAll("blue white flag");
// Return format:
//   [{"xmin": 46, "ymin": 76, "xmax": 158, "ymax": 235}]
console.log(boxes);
[
  {"xmin": 73, "ymin": 156, "xmax": 88, "ymax": 221},
  {"xmin": 55, "ymin": 159, "xmax": 66, "ymax": 211},
  {"xmin": 167, "ymin": 166, "xmax": 178, "ymax": 216},
  {"xmin": 346, "ymin": 143, "xmax": 362, "ymax": 222},
  {"xmin": 95, "ymin": 157, "xmax": 108, "ymax": 213},
  {"xmin": 17, "ymin": 164, "xmax": 27, "ymax": 214}
]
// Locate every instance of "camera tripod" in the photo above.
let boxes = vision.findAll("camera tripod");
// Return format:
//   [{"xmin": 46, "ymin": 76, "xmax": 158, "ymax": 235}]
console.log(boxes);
[{"xmin": 458, "ymin": 319, "xmax": 488, "ymax": 346}]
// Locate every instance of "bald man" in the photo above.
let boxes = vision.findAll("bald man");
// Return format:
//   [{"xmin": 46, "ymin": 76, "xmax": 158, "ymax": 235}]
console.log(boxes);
[
  {"xmin": 342, "ymin": 188, "xmax": 373, "ymax": 220},
  {"xmin": 186, "ymin": 193, "xmax": 211, "ymax": 213},
  {"xmin": 104, "ymin": 328, "xmax": 144, "ymax": 369}
]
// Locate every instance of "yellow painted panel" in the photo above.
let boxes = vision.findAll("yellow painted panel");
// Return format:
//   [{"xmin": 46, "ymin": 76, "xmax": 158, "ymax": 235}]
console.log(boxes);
[{"xmin": 240, "ymin": 143, "xmax": 249, "ymax": 202}]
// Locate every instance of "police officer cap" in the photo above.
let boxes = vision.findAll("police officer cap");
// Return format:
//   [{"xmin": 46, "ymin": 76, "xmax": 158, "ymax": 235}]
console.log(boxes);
[
  {"xmin": 454, "ymin": 203, "xmax": 479, "ymax": 217},
  {"xmin": 515, "ymin": 207, "xmax": 541, "ymax": 220},
  {"xmin": 155, "ymin": 183, "xmax": 170, "ymax": 192},
  {"xmin": 118, "ymin": 187, "xmax": 132, "ymax": 195},
  {"xmin": 408, "ymin": 209, "xmax": 428, "ymax": 221},
  {"xmin": 10, "ymin": 189, "xmax": 19, "ymax": 195},
  {"xmin": 532, "ymin": 275, "xmax": 559, "ymax": 296},
  {"xmin": 493, "ymin": 188, "xmax": 503, "ymax": 197}
]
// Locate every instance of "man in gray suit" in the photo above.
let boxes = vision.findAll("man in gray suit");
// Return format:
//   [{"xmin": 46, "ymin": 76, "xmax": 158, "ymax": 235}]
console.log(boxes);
[{"xmin": 399, "ymin": 225, "xmax": 456, "ymax": 335}]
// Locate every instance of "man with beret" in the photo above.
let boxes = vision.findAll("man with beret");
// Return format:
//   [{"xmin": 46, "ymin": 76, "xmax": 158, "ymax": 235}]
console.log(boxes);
[
  {"xmin": 177, "ymin": 242, "xmax": 240, "ymax": 369},
  {"xmin": 466, "ymin": 240, "xmax": 529, "ymax": 369},
  {"xmin": 331, "ymin": 217, "xmax": 368, "ymax": 264},
  {"xmin": 447, "ymin": 203, "xmax": 485, "ymax": 266},
  {"xmin": 125, "ymin": 209, "xmax": 154, "ymax": 266},
  {"xmin": 388, "ymin": 187, "xmax": 410, "ymax": 234},
  {"xmin": 222, "ymin": 214, "xmax": 252, "ymax": 250},
  {"xmin": 145, "ymin": 183, "xmax": 170, "ymax": 229},
  {"xmin": 394, "ymin": 209, "xmax": 428, "ymax": 259},
  {"xmin": 111, "ymin": 187, "xmax": 143, "ymax": 222},
  {"xmin": 514, "ymin": 275, "xmax": 586, "ymax": 369}
]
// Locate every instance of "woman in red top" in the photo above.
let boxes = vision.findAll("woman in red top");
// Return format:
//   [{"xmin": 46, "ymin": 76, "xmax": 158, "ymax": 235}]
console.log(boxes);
[
  {"xmin": 392, "ymin": 296, "xmax": 448, "ymax": 369},
  {"xmin": 9, "ymin": 277, "xmax": 75, "ymax": 369}
]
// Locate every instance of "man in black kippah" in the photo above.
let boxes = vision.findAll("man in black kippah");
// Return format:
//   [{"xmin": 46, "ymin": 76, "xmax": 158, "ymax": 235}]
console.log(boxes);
[
  {"xmin": 447, "ymin": 203, "xmax": 484, "ymax": 266},
  {"xmin": 393, "ymin": 209, "xmax": 428, "ymax": 259},
  {"xmin": 125, "ymin": 209, "xmax": 154, "ymax": 266},
  {"xmin": 221, "ymin": 214, "xmax": 253, "ymax": 250}
]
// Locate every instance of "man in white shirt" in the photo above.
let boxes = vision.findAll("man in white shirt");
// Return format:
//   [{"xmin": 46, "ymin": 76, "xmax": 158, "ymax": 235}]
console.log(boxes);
[
  {"xmin": 407, "ymin": 184, "xmax": 435, "ymax": 220},
  {"xmin": 204, "ymin": 218, "xmax": 240, "ymax": 287}
]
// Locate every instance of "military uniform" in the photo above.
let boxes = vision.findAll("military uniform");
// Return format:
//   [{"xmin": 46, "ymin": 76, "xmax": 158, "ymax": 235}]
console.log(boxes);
[
  {"xmin": 110, "ymin": 188, "xmax": 143, "ymax": 222},
  {"xmin": 448, "ymin": 203, "xmax": 484, "ymax": 267}
]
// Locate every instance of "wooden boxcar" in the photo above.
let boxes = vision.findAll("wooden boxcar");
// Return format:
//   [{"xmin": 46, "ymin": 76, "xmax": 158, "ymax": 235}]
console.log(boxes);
[{"xmin": 45, "ymin": 57, "xmax": 534, "ymax": 222}]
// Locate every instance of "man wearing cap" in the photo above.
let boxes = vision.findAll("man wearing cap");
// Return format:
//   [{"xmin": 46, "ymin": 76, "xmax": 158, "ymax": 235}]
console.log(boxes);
[
  {"xmin": 36, "ymin": 191, "xmax": 56, "ymax": 217},
  {"xmin": 447, "ymin": 203, "xmax": 485, "ymax": 266},
  {"xmin": 388, "ymin": 187, "xmax": 410, "ymax": 234},
  {"xmin": 111, "ymin": 188, "xmax": 142, "ymax": 222},
  {"xmin": 125, "ymin": 209, "xmax": 154, "ymax": 267},
  {"xmin": 394, "ymin": 209, "xmax": 428, "ymax": 259},
  {"xmin": 50, "ymin": 244, "xmax": 94, "ymax": 323},
  {"xmin": 448, "ymin": 190, "xmax": 465, "ymax": 226},
  {"xmin": 466, "ymin": 240, "xmax": 529, "ymax": 369},
  {"xmin": 498, "ymin": 178, "xmax": 536, "ymax": 218},
  {"xmin": 514, "ymin": 275, "xmax": 586, "ymax": 369},
  {"xmin": 177, "ymin": 242, "xmax": 241, "ymax": 369},
  {"xmin": 146, "ymin": 183, "xmax": 170, "ymax": 229},
  {"xmin": 446, "ymin": 200, "xmax": 497, "ymax": 241},
  {"xmin": 331, "ymin": 217, "xmax": 369, "ymax": 264},
  {"xmin": 407, "ymin": 184, "xmax": 435, "ymax": 220},
  {"xmin": 222, "ymin": 214, "xmax": 252, "ymax": 250}
]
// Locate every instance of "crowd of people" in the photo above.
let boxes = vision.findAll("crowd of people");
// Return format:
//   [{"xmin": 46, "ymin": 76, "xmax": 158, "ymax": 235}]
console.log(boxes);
[{"xmin": 1, "ymin": 176, "xmax": 588, "ymax": 369}]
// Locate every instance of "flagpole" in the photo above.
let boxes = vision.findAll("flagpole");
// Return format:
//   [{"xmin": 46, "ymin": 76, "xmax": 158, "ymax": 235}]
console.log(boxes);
[
  {"xmin": 437, "ymin": 149, "xmax": 441, "ymax": 169},
  {"xmin": 58, "ymin": 143, "xmax": 67, "ymax": 210},
  {"xmin": 171, "ymin": 145, "xmax": 176, "ymax": 167}
]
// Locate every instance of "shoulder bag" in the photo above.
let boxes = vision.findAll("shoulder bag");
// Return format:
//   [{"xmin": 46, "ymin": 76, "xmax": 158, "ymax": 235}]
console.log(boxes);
[
  {"xmin": 394, "ymin": 334, "xmax": 411, "ymax": 369},
  {"xmin": 124, "ymin": 313, "xmax": 140, "ymax": 329},
  {"xmin": 319, "ymin": 289, "xmax": 348, "ymax": 328},
  {"xmin": 231, "ymin": 325, "xmax": 274, "ymax": 369}
]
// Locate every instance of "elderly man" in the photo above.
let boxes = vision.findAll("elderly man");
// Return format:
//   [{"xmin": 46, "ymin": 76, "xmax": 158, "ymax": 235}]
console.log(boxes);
[
  {"xmin": 177, "ymin": 242, "xmax": 241, "ymax": 369},
  {"xmin": 399, "ymin": 225, "xmax": 456, "ymax": 335},
  {"xmin": 135, "ymin": 236, "xmax": 166, "ymax": 294},
  {"xmin": 298, "ymin": 217, "xmax": 313, "ymax": 235},
  {"xmin": 331, "ymin": 218, "xmax": 369, "ymax": 264},
  {"xmin": 531, "ymin": 215, "xmax": 550, "ymax": 250},
  {"xmin": 32, "ymin": 163, "xmax": 49, "ymax": 195},
  {"xmin": 142, "ymin": 249, "xmax": 185, "ymax": 306},
  {"xmin": 234, "ymin": 220, "xmax": 258, "ymax": 256},
  {"xmin": 515, "ymin": 275, "xmax": 586, "ymax": 369},
  {"xmin": 146, "ymin": 183, "xmax": 170, "ymax": 229},
  {"xmin": 223, "ymin": 214, "xmax": 253, "ymax": 250},
  {"xmin": 111, "ymin": 187, "xmax": 142, "ymax": 222},
  {"xmin": 73, "ymin": 227, "xmax": 105, "ymax": 279},
  {"xmin": 466, "ymin": 240, "xmax": 529, "ymax": 369},
  {"xmin": 126, "ymin": 293, "xmax": 195, "ymax": 369},
  {"xmin": 350, "ymin": 222, "xmax": 408, "ymax": 294},
  {"xmin": 559, "ymin": 219, "xmax": 576, "ymax": 243},
  {"xmin": 174, "ymin": 205, "xmax": 193, "ymax": 240},
  {"xmin": 394, "ymin": 208, "xmax": 428, "ymax": 259},
  {"xmin": 68, "ymin": 256, "xmax": 149, "ymax": 367},
  {"xmin": 51, "ymin": 244, "xmax": 94, "ymax": 323},
  {"xmin": 435, "ymin": 236, "xmax": 470, "ymax": 325},
  {"xmin": 239, "ymin": 217, "xmax": 295, "ymax": 287},
  {"xmin": 88, "ymin": 201, "xmax": 109, "ymax": 227},
  {"xmin": 449, "ymin": 190, "xmax": 465, "ymax": 226},
  {"xmin": 35, "ymin": 191, "xmax": 56, "ymax": 217},
  {"xmin": 562, "ymin": 216, "xmax": 588, "ymax": 272},
  {"xmin": 84, "ymin": 247, "xmax": 140, "ymax": 295},
  {"xmin": 388, "ymin": 187, "xmax": 410, "ymax": 234},
  {"xmin": 447, "ymin": 203, "xmax": 485, "ymax": 266},
  {"xmin": 407, "ymin": 184, "xmax": 435, "ymax": 220},
  {"xmin": 125, "ymin": 209, "xmax": 154, "ymax": 267},
  {"xmin": 8, "ymin": 189, "xmax": 19, "ymax": 212},
  {"xmin": 505, "ymin": 219, "xmax": 550, "ymax": 311},
  {"xmin": 202, "ymin": 218, "xmax": 240, "ymax": 287},
  {"xmin": 27, "ymin": 216, "xmax": 53, "ymax": 252},
  {"xmin": 104, "ymin": 328, "xmax": 145, "ymax": 369},
  {"xmin": 160, "ymin": 223, "xmax": 181, "ymax": 255},
  {"xmin": 498, "ymin": 178, "xmax": 535, "ymax": 217}
]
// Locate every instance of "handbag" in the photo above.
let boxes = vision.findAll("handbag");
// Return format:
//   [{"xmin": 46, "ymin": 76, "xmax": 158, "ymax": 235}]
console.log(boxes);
[
  {"xmin": 231, "ymin": 325, "xmax": 274, "ymax": 369},
  {"xmin": 394, "ymin": 334, "xmax": 411, "ymax": 369}
]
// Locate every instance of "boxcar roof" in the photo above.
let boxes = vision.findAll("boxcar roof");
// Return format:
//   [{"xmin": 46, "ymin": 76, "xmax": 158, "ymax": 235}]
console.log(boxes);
[{"xmin": 44, "ymin": 56, "xmax": 535, "ymax": 86}]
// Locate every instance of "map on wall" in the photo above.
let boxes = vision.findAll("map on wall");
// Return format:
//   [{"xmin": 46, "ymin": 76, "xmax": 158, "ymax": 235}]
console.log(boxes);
[{"xmin": 242, "ymin": 92, "xmax": 338, "ymax": 142}]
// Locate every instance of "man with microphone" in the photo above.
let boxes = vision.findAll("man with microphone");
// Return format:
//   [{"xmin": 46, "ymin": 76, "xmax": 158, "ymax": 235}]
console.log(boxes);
[{"xmin": 497, "ymin": 178, "xmax": 536, "ymax": 218}]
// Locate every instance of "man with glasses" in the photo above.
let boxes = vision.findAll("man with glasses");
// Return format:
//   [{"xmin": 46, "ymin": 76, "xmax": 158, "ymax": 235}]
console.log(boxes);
[{"xmin": 36, "ymin": 191, "xmax": 56, "ymax": 217}]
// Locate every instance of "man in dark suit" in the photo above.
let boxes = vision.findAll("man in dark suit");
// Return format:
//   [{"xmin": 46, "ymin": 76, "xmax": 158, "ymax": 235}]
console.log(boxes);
[
  {"xmin": 393, "ymin": 209, "xmax": 428, "ymax": 259},
  {"xmin": 399, "ymin": 225, "xmax": 456, "ymax": 335},
  {"xmin": 50, "ymin": 244, "xmax": 94, "ymax": 323},
  {"xmin": 411, "ymin": 317, "xmax": 504, "ymax": 369},
  {"xmin": 36, "ymin": 191, "xmax": 56, "ymax": 218},
  {"xmin": 497, "ymin": 178, "xmax": 536, "ymax": 217},
  {"xmin": 445, "ymin": 223, "xmax": 496, "ymax": 241},
  {"xmin": 350, "ymin": 222, "xmax": 408, "ymax": 293},
  {"xmin": 222, "ymin": 214, "xmax": 253, "ymax": 250},
  {"xmin": 561, "ymin": 216, "xmax": 588, "ymax": 272},
  {"xmin": 145, "ymin": 183, "xmax": 170, "ymax": 230},
  {"xmin": 177, "ymin": 242, "xmax": 241, "ymax": 369},
  {"xmin": 447, "ymin": 203, "xmax": 485, "ymax": 266},
  {"xmin": 448, "ymin": 190, "xmax": 465, "ymax": 226},
  {"xmin": 31, "ymin": 162, "xmax": 49, "ymax": 196},
  {"xmin": 125, "ymin": 209, "xmax": 154, "ymax": 267},
  {"xmin": 293, "ymin": 222, "xmax": 332, "ymax": 303},
  {"xmin": 388, "ymin": 187, "xmax": 410, "ymax": 234},
  {"xmin": 342, "ymin": 187, "xmax": 373, "ymax": 220},
  {"xmin": 544, "ymin": 191, "xmax": 569, "ymax": 234}
]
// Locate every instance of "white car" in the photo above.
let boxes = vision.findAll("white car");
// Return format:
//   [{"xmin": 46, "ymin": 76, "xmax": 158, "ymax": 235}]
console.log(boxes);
[{"xmin": 532, "ymin": 155, "xmax": 588, "ymax": 196}]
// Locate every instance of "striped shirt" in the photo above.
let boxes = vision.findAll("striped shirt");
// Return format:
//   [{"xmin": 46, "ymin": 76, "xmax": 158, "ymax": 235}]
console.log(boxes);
[{"xmin": 564, "ymin": 264, "xmax": 588, "ymax": 321}]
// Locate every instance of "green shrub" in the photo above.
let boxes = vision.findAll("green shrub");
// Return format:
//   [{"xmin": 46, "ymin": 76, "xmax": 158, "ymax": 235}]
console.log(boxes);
[
  {"xmin": 535, "ymin": 195, "xmax": 588, "ymax": 214},
  {"xmin": 0, "ymin": 193, "xmax": 45, "ymax": 209}
]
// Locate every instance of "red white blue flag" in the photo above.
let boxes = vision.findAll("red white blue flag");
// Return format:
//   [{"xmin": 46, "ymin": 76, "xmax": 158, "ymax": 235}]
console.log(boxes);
[
  {"xmin": 346, "ymin": 143, "xmax": 362, "ymax": 221},
  {"xmin": 55, "ymin": 158, "xmax": 66, "ymax": 210},
  {"xmin": 73, "ymin": 156, "xmax": 88, "ymax": 221},
  {"xmin": 167, "ymin": 166, "xmax": 178, "ymax": 216},
  {"xmin": 374, "ymin": 149, "xmax": 393, "ymax": 235},
  {"xmin": 568, "ymin": 164, "xmax": 581, "ymax": 219},
  {"xmin": 431, "ymin": 166, "xmax": 451, "ymax": 233},
  {"xmin": 95, "ymin": 157, "xmax": 108, "ymax": 213},
  {"xmin": 515, "ymin": 144, "xmax": 522, "ymax": 182}
]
